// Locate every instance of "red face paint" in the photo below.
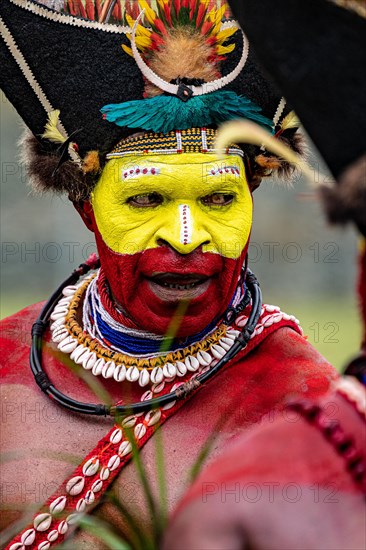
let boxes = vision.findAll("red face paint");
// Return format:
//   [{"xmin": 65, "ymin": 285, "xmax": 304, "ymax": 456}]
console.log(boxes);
[{"xmin": 93, "ymin": 220, "xmax": 247, "ymax": 337}]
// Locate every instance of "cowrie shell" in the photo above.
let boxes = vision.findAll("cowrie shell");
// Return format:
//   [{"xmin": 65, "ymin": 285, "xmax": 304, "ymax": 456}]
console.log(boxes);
[
  {"xmin": 260, "ymin": 314, "xmax": 272, "ymax": 325},
  {"xmin": 82, "ymin": 351, "xmax": 97, "ymax": 370},
  {"xmin": 134, "ymin": 423, "xmax": 147, "ymax": 440},
  {"xmin": 50, "ymin": 307, "xmax": 68, "ymax": 321},
  {"xmin": 21, "ymin": 528, "xmax": 36, "ymax": 545},
  {"xmin": 92, "ymin": 358, "xmax": 105, "ymax": 376},
  {"xmin": 236, "ymin": 315, "xmax": 248, "ymax": 327},
  {"xmin": 38, "ymin": 542, "xmax": 50, "ymax": 550},
  {"xmin": 196, "ymin": 351, "xmax": 212, "ymax": 366},
  {"xmin": 82, "ymin": 457, "xmax": 99, "ymax": 476},
  {"xmin": 108, "ymin": 455, "xmax": 121, "ymax": 471},
  {"xmin": 57, "ymin": 520, "xmax": 68, "ymax": 535},
  {"xmin": 219, "ymin": 339, "xmax": 232, "ymax": 351},
  {"xmin": 163, "ymin": 363, "xmax": 176, "ymax": 378},
  {"xmin": 9, "ymin": 544, "xmax": 24, "ymax": 550},
  {"xmin": 76, "ymin": 499, "xmax": 86, "ymax": 513},
  {"xmin": 175, "ymin": 361, "xmax": 187, "ymax": 376},
  {"xmin": 62, "ymin": 285, "xmax": 78, "ymax": 296},
  {"xmin": 66, "ymin": 476, "xmax": 85, "ymax": 496},
  {"xmin": 100, "ymin": 467, "xmax": 110, "ymax": 480},
  {"xmin": 58, "ymin": 335, "xmax": 78, "ymax": 354},
  {"xmin": 151, "ymin": 367, "xmax": 163, "ymax": 384},
  {"xmin": 226, "ymin": 328, "xmax": 240, "ymax": 338},
  {"xmin": 126, "ymin": 366, "xmax": 139, "ymax": 382},
  {"xmin": 185, "ymin": 355, "xmax": 199, "ymax": 372},
  {"xmin": 70, "ymin": 344, "xmax": 88, "ymax": 363},
  {"xmin": 52, "ymin": 327, "xmax": 69, "ymax": 344},
  {"xmin": 49, "ymin": 495, "xmax": 67, "ymax": 514},
  {"xmin": 139, "ymin": 369, "xmax": 150, "ymax": 387},
  {"xmin": 122, "ymin": 415, "xmax": 136, "ymax": 428},
  {"xmin": 265, "ymin": 304, "xmax": 280, "ymax": 313},
  {"xmin": 255, "ymin": 325, "xmax": 264, "ymax": 335},
  {"xmin": 282, "ymin": 313, "xmax": 291, "ymax": 321},
  {"xmin": 211, "ymin": 344, "xmax": 226, "ymax": 360},
  {"xmin": 145, "ymin": 409, "xmax": 161, "ymax": 426},
  {"xmin": 34, "ymin": 513, "xmax": 52, "ymax": 532},
  {"xmin": 110, "ymin": 428, "xmax": 123, "ymax": 445},
  {"xmin": 141, "ymin": 389, "xmax": 153, "ymax": 401},
  {"xmin": 84, "ymin": 490, "xmax": 95, "ymax": 505},
  {"xmin": 53, "ymin": 304, "xmax": 69, "ymax": 314},
  {"xmin": 272, "ymin": 314, "xmax": 283, "ymax": 323},
  {"xmin": 221, "ymin": 337, "xmax": 235, "ymax": 347},
  {"xmin": 102, "ymin": 361, "xmax": 116, "ymax": 379},
  {"xmin": 152, "ymin": 381, "xmax": 165, "ymax": 393},
  {"xmin": 47, "ymin": 530, "xmax": 58, "ymax": 542},
  {"xmin": 91, "ymin": 479, "xmax": 103, "ymax": 492},
  {"xmin": 162, "ymin": 400, "xmax": 176, "ymax": 411},
  {"xmin": 199, "ymin": 365, "xmax": 210, "ymax": 375},
  {"xmin": 118, "ymin": 440, "xmax": 132, "ymax": 456},
  {"xmin": 264, "ymin": 318, "xmax": 274, "ymax": 328},
  {"xmin": 56, "ymin": 296, "xmax": 72, "ymax": 307},
  {"xmin": 114, "ymin": 364, "xmax": 126, "ymax": 382},
  {"xmin": 50, "ymin": 317, "xmax": 65, "ymax": 331}
]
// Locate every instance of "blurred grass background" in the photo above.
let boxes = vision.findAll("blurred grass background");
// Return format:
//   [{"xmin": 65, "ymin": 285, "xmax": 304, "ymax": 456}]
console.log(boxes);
[{"xmin": 1, "ymin": 94, "xmax": 361, "ymax": 371}]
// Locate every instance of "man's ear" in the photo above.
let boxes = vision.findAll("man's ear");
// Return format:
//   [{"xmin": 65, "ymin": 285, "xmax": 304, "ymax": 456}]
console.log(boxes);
[{"xmin": 73, "ymin": 200, "xmax": 95, "ymax": 232}]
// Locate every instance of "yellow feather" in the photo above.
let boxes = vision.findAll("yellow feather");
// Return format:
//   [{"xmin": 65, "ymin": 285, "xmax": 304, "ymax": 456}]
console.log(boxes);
[
  {"xmin": 122, "ymin": 44, "xmax": 133, "ymax": 57},
  {"xmin": 138, "ymin": 0, "xmax": 156, "ymax": 26},
  {"xmin": 214, "ymin": 5, "xmax": 226, "ymax": 27},
  {"xmin": 216, "ymin": 43, "xmax": 235, "ymax": 55},
  {"xmin": 135, "ymin": 35, "xmax": 152, "ymax": 49},
  {"xmin": 126, "ymin": 13, "xmax": 151, "ymax": 36},
  {"xmin": 215, "ymin": 26, "xmax": 237, "ymax": 44},
  {"xmin": 281, "ymin": 111, "xmax": 300, "ymax": 131},
  {"xmin": 125, "ymin": 13, "xmax": 135, "ymax": 28},
  {"xmin": 42, "ymin": 110, "xmax": 66, "ymax": 144},
  {"xmin": 207, "ymin": 8, "xmax": 216, "ymax": 22}
]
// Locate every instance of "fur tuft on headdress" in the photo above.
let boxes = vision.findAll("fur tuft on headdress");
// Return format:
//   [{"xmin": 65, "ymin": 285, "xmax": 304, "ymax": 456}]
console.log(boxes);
[
  {"xmin": 254, "ymin": 128, "xmax": 306, "ymax": 180},
  {"xmin": 19, "ymin": 131, "xmax": 99, "ymax": 202}
]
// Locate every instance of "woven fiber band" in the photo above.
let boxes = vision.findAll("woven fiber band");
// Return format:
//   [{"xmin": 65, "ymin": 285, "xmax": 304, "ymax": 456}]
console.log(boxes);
[{"xmin": 107, "ymin": 127, "xmax": 244, "ymax": 159}]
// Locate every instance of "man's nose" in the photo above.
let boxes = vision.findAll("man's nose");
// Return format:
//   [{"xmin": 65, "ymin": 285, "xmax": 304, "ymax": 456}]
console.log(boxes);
[{"xmin": 154, "ymin": 203, "xmax": 211, "ymax": 255}]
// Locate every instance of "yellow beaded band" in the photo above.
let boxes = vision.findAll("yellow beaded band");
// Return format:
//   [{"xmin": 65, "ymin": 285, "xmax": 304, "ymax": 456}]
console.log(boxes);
[
  {"xmin": 64, "ymin": 275, "xmax": 228, "ymax": 370},
  {"xmin": 107, "ymin": 127, "xmax": 244, "ymax": 159}
]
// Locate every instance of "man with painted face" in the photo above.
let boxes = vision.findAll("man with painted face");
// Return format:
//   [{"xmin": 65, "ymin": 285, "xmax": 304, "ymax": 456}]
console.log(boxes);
[
  {"xmin": 81, "ymin": 148, "xmax": 251, "ymax": 338},
  {"xmin": 0, "ymin": 1, "xmax": 337, "ymax": 548}
]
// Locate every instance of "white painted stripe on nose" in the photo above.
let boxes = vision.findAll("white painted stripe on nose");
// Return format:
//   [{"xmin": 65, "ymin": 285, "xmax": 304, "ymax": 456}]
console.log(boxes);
[{"xmin": 179, "ymin": 204, "xmax": 192, "ymax": 245}]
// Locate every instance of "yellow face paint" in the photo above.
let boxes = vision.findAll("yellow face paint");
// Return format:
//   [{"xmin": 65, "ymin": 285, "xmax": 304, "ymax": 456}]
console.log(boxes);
[{"xmin": 91, "ymin": 153, "xmax": 252, "ymax": 259}]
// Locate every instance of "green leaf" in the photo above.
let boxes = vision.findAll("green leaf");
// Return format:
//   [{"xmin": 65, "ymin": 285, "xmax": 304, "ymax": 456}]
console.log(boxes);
[{"xmin": 76, "ymin": 515, "xmax": 132, "ymax": 550}]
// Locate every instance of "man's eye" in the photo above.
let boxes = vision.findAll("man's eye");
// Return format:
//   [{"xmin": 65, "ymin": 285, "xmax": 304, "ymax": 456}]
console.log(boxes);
[
  {"xmin": 201, "ymin": 193, "xmax": 234, "ymax": 206},
  {"xmin": 127, "ymin": 192, "xmax": 163, "ymax": 207}
]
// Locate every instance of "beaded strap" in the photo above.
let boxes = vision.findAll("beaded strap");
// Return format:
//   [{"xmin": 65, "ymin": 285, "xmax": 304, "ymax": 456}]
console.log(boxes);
[
  {"xmin": 6, "ymin": 314, "xmax": 302, "ymax": 550},
  {"xmin": 288, "ymin": 393, "xmax": 366, "ymax": 494}
]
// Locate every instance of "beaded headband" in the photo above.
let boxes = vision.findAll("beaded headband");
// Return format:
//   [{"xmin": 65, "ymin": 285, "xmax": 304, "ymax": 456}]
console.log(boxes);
[{"xmin": 107, "ymin": 127, "xmax": 244, "ymax": 159}]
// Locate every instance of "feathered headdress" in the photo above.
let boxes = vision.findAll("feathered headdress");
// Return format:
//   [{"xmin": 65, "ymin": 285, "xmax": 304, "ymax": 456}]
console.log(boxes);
[{"xmin": 0, "ymin": 0, "xmax": 302, "ymax": 200}]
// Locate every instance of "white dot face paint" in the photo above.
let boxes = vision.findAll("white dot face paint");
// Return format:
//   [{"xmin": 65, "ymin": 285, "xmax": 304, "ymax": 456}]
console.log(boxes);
[
  {"xmin": 122, "ymin": 166, "xmax": 160, "ymax": 180},
  {"xmin": 179, "ymin": 204, "xmax": 192, "ymax": 245},
  {"xmin": 207, "ymin": 165, "xmax": 240, "ymax": 178}
]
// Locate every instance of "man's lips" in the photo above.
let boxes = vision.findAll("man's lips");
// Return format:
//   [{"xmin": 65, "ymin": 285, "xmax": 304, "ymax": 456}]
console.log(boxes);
[{"xmin": 145, "ymin": 272, "xmax": 212, "ymax": 301}]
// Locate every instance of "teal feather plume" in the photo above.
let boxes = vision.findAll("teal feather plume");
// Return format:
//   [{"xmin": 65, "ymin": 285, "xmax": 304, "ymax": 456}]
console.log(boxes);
[{"xmin": 101, "ymin": 91, "xmax": 273, "ymax": 135}]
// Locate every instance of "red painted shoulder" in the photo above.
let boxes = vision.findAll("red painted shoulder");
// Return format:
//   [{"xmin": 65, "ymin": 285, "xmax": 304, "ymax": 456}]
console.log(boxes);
[{"xmin": 0, "ymin": 302, "xmax": 44, "ymax": 384}]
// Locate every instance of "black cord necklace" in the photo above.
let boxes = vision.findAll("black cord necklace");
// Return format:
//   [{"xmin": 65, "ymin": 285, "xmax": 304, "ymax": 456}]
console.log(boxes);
[{"xmin": 30, "ymin": 260, "xmax": 262, "ymax": 417}]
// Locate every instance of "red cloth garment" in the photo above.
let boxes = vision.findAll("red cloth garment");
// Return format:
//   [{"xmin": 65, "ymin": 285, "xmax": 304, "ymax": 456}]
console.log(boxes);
[
  {"xmin": 1, "ymin": 302, "xmax": 337, "ymax": 548},
  {"xmin": 164, "ymin": 381, "xmax": 366, "ymax": 550}
]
